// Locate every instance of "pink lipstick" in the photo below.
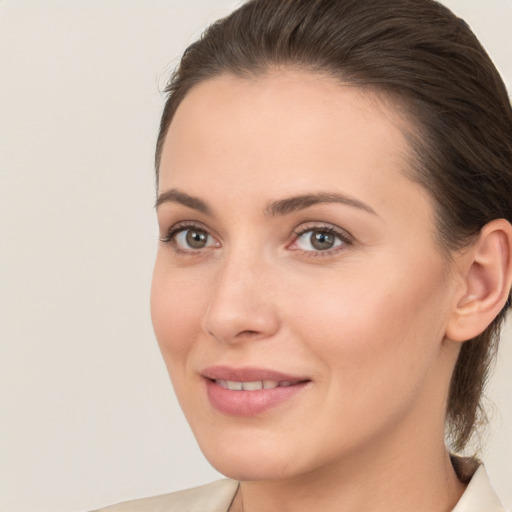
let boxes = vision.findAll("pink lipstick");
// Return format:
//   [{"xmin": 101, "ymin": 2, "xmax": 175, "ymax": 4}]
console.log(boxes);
[{"xmin": 201, "ymin": 366, "xmax": 310, "ymax": 416}]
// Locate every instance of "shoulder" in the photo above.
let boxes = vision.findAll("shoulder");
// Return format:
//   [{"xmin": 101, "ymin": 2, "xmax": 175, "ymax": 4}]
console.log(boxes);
[{"xmin": 91, "ymin": 479, "xmax": 239, "ymax": 512}]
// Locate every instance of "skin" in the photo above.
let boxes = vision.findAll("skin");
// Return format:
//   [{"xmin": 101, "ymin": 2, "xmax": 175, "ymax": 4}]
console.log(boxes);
[{"xmin": 151, "ymin": 70, "xmax": 468, "ymax": 512}]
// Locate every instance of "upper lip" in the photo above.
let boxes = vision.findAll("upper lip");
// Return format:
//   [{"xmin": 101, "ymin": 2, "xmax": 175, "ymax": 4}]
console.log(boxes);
[{"xmin": 201, "ymin": 365, "xmax": 310, "ymax": 383}]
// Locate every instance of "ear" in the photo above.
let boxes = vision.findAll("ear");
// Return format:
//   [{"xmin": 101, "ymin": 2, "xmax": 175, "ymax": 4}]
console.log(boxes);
[{"xmin": 446, "ymin": 219, "xmax": 512, "ymax": 343}]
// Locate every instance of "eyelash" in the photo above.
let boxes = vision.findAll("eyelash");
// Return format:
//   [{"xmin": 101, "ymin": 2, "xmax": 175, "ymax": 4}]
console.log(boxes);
[
  {"xmin": 290, "ymin": 224, "xmax": 352, "ymax": 257},
  {"xmin": 160, "ymin": 222, "xmax": 353, "ymax": 257},
  {"xmin": 159, "ymin": 222, "xmax": 215, "ymax": 253}
]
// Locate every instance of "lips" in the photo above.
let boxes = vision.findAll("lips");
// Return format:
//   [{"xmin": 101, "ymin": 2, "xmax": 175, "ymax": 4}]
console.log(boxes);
[
  {"xmin": 201, "ymin": 365, "xmax": 310, "ymax": 416},
  {"xmin": 215, "ymin": 379, "xmax": 294, "ymax": 390}
]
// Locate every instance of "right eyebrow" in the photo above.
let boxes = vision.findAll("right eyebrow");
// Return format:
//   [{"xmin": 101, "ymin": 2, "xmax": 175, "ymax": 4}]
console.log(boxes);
[{"xmin": 155, "ymin": 189, "xmax": 212, "ymax": 216}]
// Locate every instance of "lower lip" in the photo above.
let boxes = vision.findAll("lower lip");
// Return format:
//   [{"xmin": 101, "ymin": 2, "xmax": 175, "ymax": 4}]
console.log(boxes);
[{"xmin": 205, "ymin": 379, "xmax": 309, "ymax": 417}]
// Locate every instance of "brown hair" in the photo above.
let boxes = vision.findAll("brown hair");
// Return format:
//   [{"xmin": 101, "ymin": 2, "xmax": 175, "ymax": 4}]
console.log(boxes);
[{"xmin": 155, "ymin": 0, "xmax": 512, "ymax": 452}]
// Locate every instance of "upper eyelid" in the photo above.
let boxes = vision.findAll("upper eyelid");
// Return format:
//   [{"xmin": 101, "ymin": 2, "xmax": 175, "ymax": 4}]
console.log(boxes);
[
  {"xmin": 164, "ymin": 221, "xmax": 350, "ymax": 235},
  {"xmin": 292, "ymin": 222, "xmax": 354, "ymax": 241},
  {"xmin": 163, "ymin": 220, "xmax": 210, "ymax": 234}
]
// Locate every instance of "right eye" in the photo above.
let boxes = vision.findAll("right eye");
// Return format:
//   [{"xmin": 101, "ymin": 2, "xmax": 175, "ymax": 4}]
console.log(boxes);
[{"xmin": 160, "ymin": 224, "xmax": 220, "ymax": 252}]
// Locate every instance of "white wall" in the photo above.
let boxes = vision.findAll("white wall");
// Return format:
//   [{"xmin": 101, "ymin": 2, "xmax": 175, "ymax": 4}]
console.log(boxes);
[{"xmin": 0, "ymin": 1, "xmax": 510, "ymax": 511}]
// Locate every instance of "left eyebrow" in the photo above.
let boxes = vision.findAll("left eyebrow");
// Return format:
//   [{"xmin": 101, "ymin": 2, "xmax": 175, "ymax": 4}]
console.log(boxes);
[{"xmin": 265, "ymin": 192, "xmax": 377, "ymax": 217}]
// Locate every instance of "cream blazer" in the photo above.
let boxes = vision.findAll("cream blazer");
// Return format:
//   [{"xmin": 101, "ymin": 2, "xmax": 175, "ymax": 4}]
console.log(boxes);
[{"xmin": 92, "ymin": 465, "xmax": 506, "ymax": 512}]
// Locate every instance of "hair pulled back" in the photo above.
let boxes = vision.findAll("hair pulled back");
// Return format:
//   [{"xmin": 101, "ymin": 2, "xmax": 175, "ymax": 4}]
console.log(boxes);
[{"xmin": 156, "ymin": 0, "xmax": 512, "ymax": 452}]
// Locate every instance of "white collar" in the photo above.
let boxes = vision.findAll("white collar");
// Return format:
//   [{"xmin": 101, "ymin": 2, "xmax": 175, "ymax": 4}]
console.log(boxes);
[{"xmin": 451, "ymin": 465, "xmax": 506, "ymax": 512}]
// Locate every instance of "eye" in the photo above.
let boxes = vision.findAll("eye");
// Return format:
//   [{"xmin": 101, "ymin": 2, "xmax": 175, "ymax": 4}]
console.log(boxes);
[
  {"xmin": 161, "ymin": 224, "xmax": 219, "ymax": 252},
  {"xmin": 290, "ymin": 225, "xmax": 350, "ymax": 254},
  {"xmin": 296, "ymin": 229, "xmax": 342, "ymax": 251}
]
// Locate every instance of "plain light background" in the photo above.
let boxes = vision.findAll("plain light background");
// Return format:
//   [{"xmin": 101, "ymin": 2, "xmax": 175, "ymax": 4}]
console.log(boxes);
[{"xmin": 0, "ymin": 1, "xmax": 510, "ymax": 511}]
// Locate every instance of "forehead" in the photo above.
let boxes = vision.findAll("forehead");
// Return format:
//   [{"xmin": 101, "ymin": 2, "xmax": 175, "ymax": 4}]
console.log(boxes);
[
  {"xmin": 167, "ymin": 70, "xmax": 409, "ymax": 141},
  {"xmin": 159, "ymin": 70, "xmax": 433, "ymax": 222},
  {"xmin": 162, "ymin": 71, "xmax": 412, "ymax": 178}
]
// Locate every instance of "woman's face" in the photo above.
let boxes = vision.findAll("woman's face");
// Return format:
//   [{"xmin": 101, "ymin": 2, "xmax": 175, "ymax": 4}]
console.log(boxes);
[{"xmin": 151, "ymin": 71, "xmax": 462, "ymax": 481}]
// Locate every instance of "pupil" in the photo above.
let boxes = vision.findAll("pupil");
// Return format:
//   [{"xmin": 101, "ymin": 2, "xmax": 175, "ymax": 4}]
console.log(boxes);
[
  {"xmin": 311, "ymin": 231, "xmax": 334, "ymax": 250},
  {"xmin": 186, "ymin": 229, "xmax": 207, "ymax": 248}
]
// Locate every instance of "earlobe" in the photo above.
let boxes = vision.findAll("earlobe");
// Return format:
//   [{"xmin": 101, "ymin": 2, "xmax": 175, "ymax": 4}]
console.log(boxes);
[{"xmin": 446, "ymin": 219, "xmax": 512, "ymax": 343}]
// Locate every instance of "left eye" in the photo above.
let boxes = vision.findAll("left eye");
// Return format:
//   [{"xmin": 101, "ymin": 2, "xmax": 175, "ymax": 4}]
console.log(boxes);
[
  {"xmin": 294, "ymin": 229, "xmax": 344, "ymax": 252},
  {"xmin": 174, "ymin": 227, "xmax": 217, "ymax": 250}
]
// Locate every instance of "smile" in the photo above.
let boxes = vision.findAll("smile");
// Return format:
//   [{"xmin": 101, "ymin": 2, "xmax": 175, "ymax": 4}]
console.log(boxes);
[
  {"xmin": 201, "ymin": 366, "xmax": 310, "ymax": 416},
  {"xmin": 214, "ymin": 379, "xmax": 295, "ymax": 390}
]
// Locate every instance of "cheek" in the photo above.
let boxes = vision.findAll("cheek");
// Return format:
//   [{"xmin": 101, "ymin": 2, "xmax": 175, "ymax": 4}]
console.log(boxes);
[
  {"xmin": 279, "ymin": 261, "xmax": 452, "ymax": 454},
  {"xmin": 150, "ymin": 257, "xmax": 207, "ymax": 364},
  {"xmin": 288, "ymin": 258, "xmax": 450, "ymax": 390}
]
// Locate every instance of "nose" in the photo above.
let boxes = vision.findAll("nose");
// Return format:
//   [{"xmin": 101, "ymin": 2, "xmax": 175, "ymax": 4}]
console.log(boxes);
[{"xmin": 201, "ymin": 253, "xmax": 280, "ymax": 344}]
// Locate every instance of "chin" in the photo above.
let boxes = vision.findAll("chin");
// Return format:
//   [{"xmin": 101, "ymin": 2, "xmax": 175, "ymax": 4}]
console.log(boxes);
[
  {"xmin": 207, "ymin": 453, "xmax": 295, "ymax": 482},
  {"xmin": 194, "ymin": 430, "xmax": 300, "ymax": 482}
]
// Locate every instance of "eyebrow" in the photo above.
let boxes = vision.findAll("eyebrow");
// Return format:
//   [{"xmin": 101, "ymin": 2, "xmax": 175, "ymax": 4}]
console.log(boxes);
[
  {"xmin": 155, "ymin": 189, "xmax": 377, "ymax": 217},
  {"xmin": 155, "ymin": 189, "xmax": 212, "ymax": 215},
  {"xmin": 264, "ymin": 192, "xmax": 377, "ymax": 217}
]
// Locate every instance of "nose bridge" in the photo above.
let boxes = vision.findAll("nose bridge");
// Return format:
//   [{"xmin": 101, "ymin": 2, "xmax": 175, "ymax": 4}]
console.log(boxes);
[{"xmin": 202, "ymin": 243, "xmax": 279, "ymax": 343}]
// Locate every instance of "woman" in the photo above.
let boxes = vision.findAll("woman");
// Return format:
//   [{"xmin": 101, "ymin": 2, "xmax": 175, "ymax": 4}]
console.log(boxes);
[{"xmin": 96, "ymin": 0, "xmax": 512, "ymax": 510}]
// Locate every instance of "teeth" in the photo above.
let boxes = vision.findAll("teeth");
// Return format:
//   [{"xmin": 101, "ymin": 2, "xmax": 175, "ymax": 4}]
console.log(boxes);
[
  {"xmin": 242, "ymin": 381, "xmax": 263, "ymax": 391},
  {"xmin": 216, "ymin": 379, "xmax": 290, "ymax": 390}
]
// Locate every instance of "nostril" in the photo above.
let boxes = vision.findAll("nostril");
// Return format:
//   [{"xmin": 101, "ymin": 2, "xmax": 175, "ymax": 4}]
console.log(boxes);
[
  {"xmin": 237, "ymin": 330, "xmax": 261, "ymax": 337},
  {"xmin": 206, "ymin": 328, "xmax": 266, "ymax": 344}
]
